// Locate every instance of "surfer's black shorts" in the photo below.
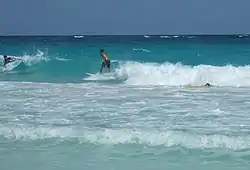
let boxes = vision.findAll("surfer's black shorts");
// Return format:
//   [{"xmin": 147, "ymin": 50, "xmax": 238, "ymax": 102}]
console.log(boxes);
[{"xmin": 104, "ymin": 60, "xmax": 110, "ymax": 68}]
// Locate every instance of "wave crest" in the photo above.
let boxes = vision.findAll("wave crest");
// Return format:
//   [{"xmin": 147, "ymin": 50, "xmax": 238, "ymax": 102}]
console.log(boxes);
[
  {"xmin": 1, "ymin": 126, "xmax": 249, "ymax": 150},
  {"xmin": 112, "ymin": 61, "xmax": 250, "ymax": 86}
]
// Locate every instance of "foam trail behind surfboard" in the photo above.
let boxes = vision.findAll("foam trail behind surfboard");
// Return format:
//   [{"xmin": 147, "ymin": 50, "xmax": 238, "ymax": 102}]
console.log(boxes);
[{"xmin": 13, "ymin": 56, "xmax": 23, "ymax": 60}]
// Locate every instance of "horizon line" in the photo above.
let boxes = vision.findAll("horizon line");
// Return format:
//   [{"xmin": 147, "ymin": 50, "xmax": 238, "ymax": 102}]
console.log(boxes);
[{"xmin": 0, "ymin": 34, "xmax": 249, "ymax": 37}]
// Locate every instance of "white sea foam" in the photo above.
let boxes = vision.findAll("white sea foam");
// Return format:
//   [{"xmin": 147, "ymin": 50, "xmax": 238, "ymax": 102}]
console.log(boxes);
[
  {"xmin": 0, "ymin": 126, "xmax": 249, "ymax": 150},
  {"xmin": 1, "ymin": 81, "xmax": 250, "ymax": 152},
  {"xmin": 133, "ymin": 48, "xmax": 151, "ymax": 53},
  {"xmin": 0, "ymin": 50, "xmax": 49, "ymax": 71},
  {"xmin": 112, "ymin": 61, "xmax": 250, "ymax": 86}
]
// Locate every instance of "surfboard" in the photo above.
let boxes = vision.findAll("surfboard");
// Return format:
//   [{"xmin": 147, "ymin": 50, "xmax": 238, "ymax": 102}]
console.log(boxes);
[
  {"xmin": 86, "ymin": 72, "xmax": 114, "ymax": 76},
  {"xmin": 86, "ymin": 72, "xmax": 95, "ymax": 76}
]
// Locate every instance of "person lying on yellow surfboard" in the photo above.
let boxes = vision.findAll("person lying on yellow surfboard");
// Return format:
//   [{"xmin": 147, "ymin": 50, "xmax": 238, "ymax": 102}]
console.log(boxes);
[{"xmin": 184, "ymin": 83, "xmax": 212, "ymax": 88}]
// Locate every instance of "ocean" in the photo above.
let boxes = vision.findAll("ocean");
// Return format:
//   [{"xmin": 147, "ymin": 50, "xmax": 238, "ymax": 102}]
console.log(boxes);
[{"xmin": 1, "ymin": 35, "xmax": 250, "ymax": 170}]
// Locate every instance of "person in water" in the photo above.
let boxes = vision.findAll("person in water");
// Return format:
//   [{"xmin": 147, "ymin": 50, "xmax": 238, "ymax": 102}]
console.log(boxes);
[
  {"xmin": 100, "ymin": 49, "xmax": 111, "ymax": 73},
  {"xmin": 185, "ymin": 83, "xmax": 212, "ymax": 88},
  {"xmin": 3, "ymin": 55, "xmax": 15, "ymax": 66}
]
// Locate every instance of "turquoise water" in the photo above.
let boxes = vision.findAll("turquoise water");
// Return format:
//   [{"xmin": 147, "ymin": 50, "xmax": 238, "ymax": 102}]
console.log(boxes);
[{"xmin": 1, "ymin": 35, "xmax": 250, "ymax": 170}]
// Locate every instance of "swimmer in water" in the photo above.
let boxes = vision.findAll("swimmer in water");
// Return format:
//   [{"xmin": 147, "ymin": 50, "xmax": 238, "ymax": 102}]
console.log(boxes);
[
  {"xmin": 184, "ymin": 83, "xmax": 212, "ymax": 88},
  {"xmin": 3, "ymin": 55, "xmax": 15, "ymax": 66}
]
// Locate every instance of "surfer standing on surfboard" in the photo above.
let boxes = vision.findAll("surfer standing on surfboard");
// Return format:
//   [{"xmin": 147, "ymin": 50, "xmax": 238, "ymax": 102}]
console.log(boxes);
[
  {"xmin": 3, "ymin": 55, "xmax": 16, "ymax": 66},
  {"xmin": 100, "ymin": 49, "xmax": 111, "ymax": 73}
]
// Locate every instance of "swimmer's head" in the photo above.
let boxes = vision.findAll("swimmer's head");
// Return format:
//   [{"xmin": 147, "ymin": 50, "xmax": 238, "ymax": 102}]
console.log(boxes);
[
  {"xmin": 4, "ymin": 55, "xmax": 7, "ymax": 59},
  {"xmin": 205, "ymin": 83, "xmax": 211, "ymax": 87}
]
